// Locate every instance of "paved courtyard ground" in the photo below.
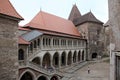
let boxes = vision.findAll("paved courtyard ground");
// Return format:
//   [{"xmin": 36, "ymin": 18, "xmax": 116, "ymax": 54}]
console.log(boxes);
[{"xmin": 62, "ymin": 58, "xmax": 110, "ymax": 80}]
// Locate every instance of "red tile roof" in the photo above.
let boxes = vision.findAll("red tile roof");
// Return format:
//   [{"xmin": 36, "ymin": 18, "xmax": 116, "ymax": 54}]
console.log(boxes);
[
  {"xmin": 39, "ymin": 30, "xmax": 83, "ymax": 39},
  {"xmin": 0, "ymin": 0, "xmax": 23, "ymax": 20},
  {"xmin": 25, "ymin": 11, "xmax": 80, "ymax": 37},
  {"xmin": 19, "ymin": 37, "xmax": 30, "ymax": 45}
]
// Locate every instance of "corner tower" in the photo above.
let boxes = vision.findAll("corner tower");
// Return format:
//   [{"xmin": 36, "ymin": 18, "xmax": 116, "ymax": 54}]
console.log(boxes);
[{"xmin": 0, "ymin": 0, "xmax": 23, "ymax": 80}]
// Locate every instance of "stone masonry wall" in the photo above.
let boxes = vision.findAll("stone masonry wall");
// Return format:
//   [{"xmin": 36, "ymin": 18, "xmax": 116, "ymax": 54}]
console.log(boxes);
[
  {"xmin": 77, "ymin": 22, "xmax": 104, "ymax": 60},
  {"xmin": 108, "ymin": 0, "xmax": 120, "ymax": 50},
  {"xmin": 0, "ymin": 16, "xmax": 18, "ymax": 80}
]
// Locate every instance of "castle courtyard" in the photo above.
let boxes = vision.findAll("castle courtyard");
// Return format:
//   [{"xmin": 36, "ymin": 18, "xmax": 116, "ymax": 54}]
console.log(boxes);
[{"xmin": 61, "ymin": 58, "xmax": 110, "ymax": 80}]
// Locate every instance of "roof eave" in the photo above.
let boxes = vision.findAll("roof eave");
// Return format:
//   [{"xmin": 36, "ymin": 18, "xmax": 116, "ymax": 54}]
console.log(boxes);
[
  {"xmin": 0, "ymin": 13, "xmax": 24, "ymax": 21},
  {"xmin": 75, "ymin": 21, "xmax": 103, "ymax": 26}
]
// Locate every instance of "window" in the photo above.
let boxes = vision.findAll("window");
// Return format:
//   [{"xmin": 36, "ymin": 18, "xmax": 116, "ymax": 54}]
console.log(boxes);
[
  {"xmin": 30, "ymin": 42, "xmax": 33, "ymax": 51},
  {"xmin": 37, "ymin": 39, "xmax": 40, "ymax": 46},
  {"xmin": 43, "ymin": 38, "xmax": 45, "ymax": 46},
  {"xmin": 34, "ymin": 40, "xmax": 37, "ymax": 48},
  {"xmin": 18, "ymin": 49, "xmax": 24, "ymax": 60}
]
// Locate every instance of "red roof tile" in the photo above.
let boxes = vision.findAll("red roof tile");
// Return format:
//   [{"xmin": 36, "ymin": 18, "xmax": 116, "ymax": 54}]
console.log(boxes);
[
  {"xmin": 39, "ymin": 30, "xmax": 83, "ymax": 39},
  {"xmin": 19, "ymin": 37, "xmax": 30, "ymax": 45},
  {"xmin": 25, "ymin": 11, "xmax": 80, "ymax": 37},
  {"xmin": 0, "ymin": 0, "xmax": 23, "ymax": 20}
]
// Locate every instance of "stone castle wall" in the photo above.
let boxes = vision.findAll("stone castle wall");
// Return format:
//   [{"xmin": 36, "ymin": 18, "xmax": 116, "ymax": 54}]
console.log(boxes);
[
  {"xmin": 77, "ymin": 22, "xmax": 104, "ymax": 60},
  {"xmin": 108, "ymin": 0, "xmax": 120, "ymax": 50},
  {"xmin": 0, "ymin": 16, "xmax": 18, "ymax": 80}
]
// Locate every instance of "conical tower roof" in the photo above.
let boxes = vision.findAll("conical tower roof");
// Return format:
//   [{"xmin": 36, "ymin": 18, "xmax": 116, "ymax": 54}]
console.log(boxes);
[
  {"xmin": 73, "ymin": 11, "xmax": 103, "ymax": 26},
  {"xmin": 0, "ymin": 0, "xmax": 23, "ymax": 20},
  {"xmin": 68, "ymin": 4, "xmax": 81, "ymax": 21}
]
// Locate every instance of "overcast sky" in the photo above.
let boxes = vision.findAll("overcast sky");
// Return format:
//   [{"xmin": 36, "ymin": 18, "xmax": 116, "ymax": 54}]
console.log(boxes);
[{"xmin": 10, "ymin": 0, "xmax": 108, "ymax": 25}]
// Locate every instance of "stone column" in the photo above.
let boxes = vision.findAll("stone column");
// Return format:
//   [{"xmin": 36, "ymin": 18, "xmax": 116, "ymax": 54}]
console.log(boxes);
[
  {"xmin": 59, "ymin": 55, "xmax": 61, "ymax": 68},
  {"xmin": 41, "ymin": 37, "xmax": 43, "ymax": 50},
  {"xmin": 76, "ymin": 51, "xmax": 78, "ymax": 63}
]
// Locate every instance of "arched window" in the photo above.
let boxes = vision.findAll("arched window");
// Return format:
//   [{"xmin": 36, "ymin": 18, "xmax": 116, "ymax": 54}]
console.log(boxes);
[
  {"xmin": 46, "ymin": 38, "xmax": 48, "ymax": 46},
  {"xmin": 34, "ymin": 40, "xmax": 37, "ymax": 48},
  {"xmin": 49, "ymin": 39, "xmax": 51, "ymax": 45},
  {"xmin": 19, "ymin": 49, "xmax": 24, "ymax": 60},
  {"xmin": 30, "ymin": 42, "xmax": 33, "ymax": 51},
  {"xmin": 43, "ymin": 38, "xmax": 45, "ymax": 46},
  {"xmin": 37, "ymin": 39, "xmax": 40, "ymax": 46}
]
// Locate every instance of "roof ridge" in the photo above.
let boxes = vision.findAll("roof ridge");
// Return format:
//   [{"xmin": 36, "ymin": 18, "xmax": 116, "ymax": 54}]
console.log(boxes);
[{"xmin": 87, "ymin": 12, "xmax": 91, "ymax": 21}]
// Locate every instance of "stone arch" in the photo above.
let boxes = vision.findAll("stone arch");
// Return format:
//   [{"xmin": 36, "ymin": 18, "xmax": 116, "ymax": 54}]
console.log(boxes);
[
  {"xmin": 50, "ymin": 75, "xmax": 59, "ymax": 80},
  {"xmin": 73, "ymin": 51, "xmax": 77, "ymax": 63},
  {"xmin": 32, "ymin": 57, "xmax": 41, "ymax": 65},
  {"xmin": 78, "ymin": 50, "xmax": 81, "ymax": 62},
  {"xmin": 18, "ymin": 49, "xmax": 24, "ymax": 60},
  {"xmin": 42, "ymin": 52, "xmax": 51, "ymax": 68},
  {"xmin": 53, "ymin": 52, "xmax": 59, "ymax": 68},
  {"xmin": 19, "ymin": 70, "xmax": 36, "ymax": 80},
  {"xmin": 61, "ymin": 51, "xmax": 66, "ymax": 66},
  {"xmin": 37, "ymin": 75, "xmax": 48, "ymax": 80},
  {"xmin": 92, "ymin": 53, "xmax": 97, "ymax": 58},
  {"xmin": 67, "ymin": 51, "xmax": 72, "ymax": 65},
  {"xmin": 82, "ymin": 50, "xmax": 84, "ymax": 60}
]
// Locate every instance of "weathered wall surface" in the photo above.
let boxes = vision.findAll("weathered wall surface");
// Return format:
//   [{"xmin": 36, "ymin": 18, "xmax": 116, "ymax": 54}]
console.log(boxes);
[
  {"xmin": 77, "ymin": 22, "xmax": 104, "ymax": 60},
  {"xmin": 108, "ymin": 0, "xmax": 120, "ymax": 50},
  {"xmin": 0, "ymin": 16, "xmax": 18, "ymax": 80},
  {"xmin": 108, "ymin": 0, "xmax": 120, "ymax": 80}
]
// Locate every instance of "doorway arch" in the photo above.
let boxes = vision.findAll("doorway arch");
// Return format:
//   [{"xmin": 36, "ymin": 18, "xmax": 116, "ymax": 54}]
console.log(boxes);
[
  {"xmin": 92, "ymin": 53, "xmax": 97, "ymax": 58},
  {"xmin": 20, "ymin": 72, "xmax": 33, "ymax": 80},
  {"xmin": 37, "ymin": 76, "xmax": 48, "ymax": 80},
  {"xmin": 50, "ymin": 76, "xmax": 59, "ymax": 80}
]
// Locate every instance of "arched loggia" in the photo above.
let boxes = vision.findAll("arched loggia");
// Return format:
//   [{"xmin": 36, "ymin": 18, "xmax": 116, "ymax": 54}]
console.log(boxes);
[
  {"xmin": 20, "ymin": 72, "xmax": 34, "ymax": 80},
  {"xmin": 37, "ymin": 76, "xmax": 48, "ymax": 80},
  {"xmin": 82, "ymin": 50, "xmax": 84, "ymax": 61},
  {"xmin": 53, "ymin": 52, "xmax": 59, "ymax": 68},
  {"xmin": 73, "ymin": 51, "xmax": 77, "ymax": 63},
  {"xmin": 78, "ymin": 50, "xmax": 81, "ymax": 62},
  {"xmin": 67, "ymin": 51, "xmax": 72, "ymax": 65},
  {"xmin": 42, "ymin": 53, "xmax": 51, "ymax": 68},
  {"xmin": 32, "ymin": 57, "xmax": 41, "ymax": 65},
  {"xmin": 61, "ymin": 52, "xmax": 66, "ymax": 66}
]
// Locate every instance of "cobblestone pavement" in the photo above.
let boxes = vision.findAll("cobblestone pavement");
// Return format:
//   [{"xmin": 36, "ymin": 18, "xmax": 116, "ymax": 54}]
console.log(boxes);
[
  {"xmin": 71, "ymin": 58, "xmax": 110, "ymax": 80},
  {"xmin": 62, "ymin": 58, "xmax": 110, "ymax": 80}
]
